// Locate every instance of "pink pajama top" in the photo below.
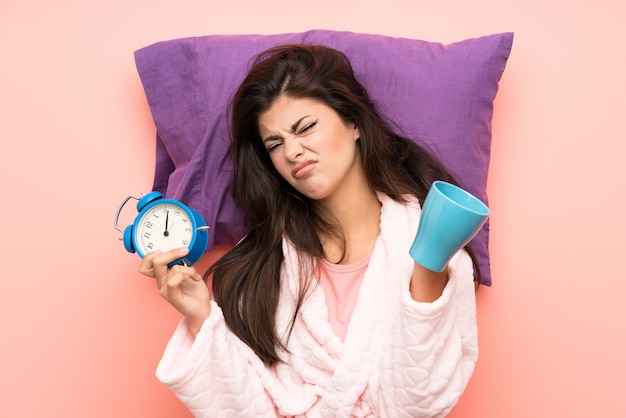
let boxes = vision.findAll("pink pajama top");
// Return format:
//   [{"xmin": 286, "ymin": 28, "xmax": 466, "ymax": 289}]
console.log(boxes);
[
  {"xmin": 317, "ymin": 255, "xmax": 370, "ymax": 341},
  {"xmin": 155, "ymin": 193, "xmax": 478, "ymax": 417}
]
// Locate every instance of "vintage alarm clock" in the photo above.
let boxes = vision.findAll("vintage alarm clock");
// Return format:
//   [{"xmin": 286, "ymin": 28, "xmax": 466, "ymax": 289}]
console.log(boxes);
[{"xmin": 114, "ymin": 192, "xmax": 209, "ymax": 266}]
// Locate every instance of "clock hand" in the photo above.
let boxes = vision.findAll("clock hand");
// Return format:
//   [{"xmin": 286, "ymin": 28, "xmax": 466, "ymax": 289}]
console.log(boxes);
[{"xmin": 164, "ymin": 210, "xmax": 170, "ymax": 237}]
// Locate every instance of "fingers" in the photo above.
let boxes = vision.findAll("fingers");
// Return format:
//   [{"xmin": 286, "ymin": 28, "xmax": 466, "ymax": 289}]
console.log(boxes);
[
  {"xmin": 138, "ymin": 250, "xmax": 159, "ymax": 278},
  {"xmin": 136, "ymin": 247, "xmax": 211, "ymax": 328},
  {"xmin": 157, "ymin": 263, "xmax": 203, "ymax": 289},
  {"xmin": 138, "ymin": 247, "xmax": 188, "ymax": 278},
  {"xmin": 157, "ymin": 262, "xmax": 210, "ymax": 322},
  {"xmin": 137, "ymin": 247, "xmax": 203, "ymax": 289},
  {"xmin": 152, "ymin": 248, "xmax": 189, "ymax": 285},
  {"xmin": 158, "ymin": 265, "xmax": 202, "ymax": 296}
]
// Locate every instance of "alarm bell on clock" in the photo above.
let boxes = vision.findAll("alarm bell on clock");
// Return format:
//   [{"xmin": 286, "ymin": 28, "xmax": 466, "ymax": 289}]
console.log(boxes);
[{"xmin": 114, "ymin": 192, "xmax": 210, "ymax": 266}]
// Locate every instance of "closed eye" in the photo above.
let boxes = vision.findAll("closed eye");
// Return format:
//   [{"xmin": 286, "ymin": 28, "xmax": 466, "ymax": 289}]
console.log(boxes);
[
  {"xmin": 266, "ymin": 141, "xmax": 282, "ymax": 153},
  {"xmin": 298, "ymin": 120, "xmax": 317, "ymax": 135}
]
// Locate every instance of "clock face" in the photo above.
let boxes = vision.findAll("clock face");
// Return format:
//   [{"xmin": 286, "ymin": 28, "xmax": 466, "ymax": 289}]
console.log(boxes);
[{"xmin": 135, "ymin": 203, "xmax": 194, "ymax": 255}]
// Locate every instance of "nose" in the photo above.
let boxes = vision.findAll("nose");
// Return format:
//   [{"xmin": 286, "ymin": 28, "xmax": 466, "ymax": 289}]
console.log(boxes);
[{"xmin": 283, "ymin": 134, "xmax": 304, "ymax": 161}]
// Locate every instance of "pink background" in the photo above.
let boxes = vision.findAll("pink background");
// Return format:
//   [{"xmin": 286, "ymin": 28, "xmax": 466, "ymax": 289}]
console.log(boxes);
[{"xmin": 1, "ymin": 0, "xmax": 624, "ymax": 416}]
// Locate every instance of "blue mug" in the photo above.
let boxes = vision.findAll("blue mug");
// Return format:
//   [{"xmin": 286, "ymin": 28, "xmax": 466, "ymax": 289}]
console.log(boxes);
[{"xmin": 409, "ymin": 181, "xmax": 490, "ymax": 272}]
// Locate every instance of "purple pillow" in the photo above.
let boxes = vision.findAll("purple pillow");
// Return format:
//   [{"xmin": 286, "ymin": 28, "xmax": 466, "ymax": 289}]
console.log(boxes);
[{"xmin": 134, "ymin": 30, "xmax": 513, "ymax": 286}]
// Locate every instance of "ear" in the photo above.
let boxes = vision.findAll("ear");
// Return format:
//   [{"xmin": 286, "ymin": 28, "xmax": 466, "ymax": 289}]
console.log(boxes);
[{"xmin": 352, "ymin": 124, "xmax": 361, "ymax": 142}]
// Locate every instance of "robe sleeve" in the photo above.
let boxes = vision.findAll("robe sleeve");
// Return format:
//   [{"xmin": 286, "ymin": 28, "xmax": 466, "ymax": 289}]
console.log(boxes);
[
  {"xmin": 378, "ymin": 250, "xmax": 478, "ymax": 418},
  {"xmin": 156, "ymin": 301, "xmax": 278, "ymax": 418}
]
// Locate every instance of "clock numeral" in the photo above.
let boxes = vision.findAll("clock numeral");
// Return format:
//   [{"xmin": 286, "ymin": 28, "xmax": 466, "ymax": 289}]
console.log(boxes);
[
  {"xmin": 146, "ymin": 242, "xmax": 154, "ymax": 250},
  {"xmin": 145, "ymin": 221, "xmax": 153, "ymax": 229},
  {"xmin": 185, "ymin": 227, "xmax": 192, "ymax": 233},
  {"xmin": 143, "ymin": 232, "xmax": 151, "ymax": 239},
  {"xmin": 182, "ymin": 218, "xmax": 189, "ymax": 223},
  {"xmin": 182, "ymin": 240, "xmax": 189, "ymax": 246}
]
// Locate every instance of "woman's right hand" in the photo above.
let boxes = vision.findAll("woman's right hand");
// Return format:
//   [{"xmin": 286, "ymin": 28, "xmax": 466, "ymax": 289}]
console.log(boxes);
[{"xmin": 138, "ymin": 247, "xmax": 212, "ymax": 337}]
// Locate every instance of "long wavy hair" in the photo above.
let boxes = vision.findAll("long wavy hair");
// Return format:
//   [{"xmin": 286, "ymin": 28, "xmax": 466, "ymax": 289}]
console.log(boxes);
[{"xmin": 207, "ymin": 44, "xmax": 480, "ymax": 364}]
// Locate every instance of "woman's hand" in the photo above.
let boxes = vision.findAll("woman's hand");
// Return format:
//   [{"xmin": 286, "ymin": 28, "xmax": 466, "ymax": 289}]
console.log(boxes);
[
  {"xmin": 139, "ymin": 247, "xmax": 212, "ymax": 337},
  {"xmin": 409, "ymin": 262, "xmax": 449, "ymax": 303}
]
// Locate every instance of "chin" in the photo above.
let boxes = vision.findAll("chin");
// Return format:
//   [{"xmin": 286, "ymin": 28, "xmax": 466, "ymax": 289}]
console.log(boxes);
[{"xmin": 298, "ymin": 188, "xmax": 328, "ymax": 201}]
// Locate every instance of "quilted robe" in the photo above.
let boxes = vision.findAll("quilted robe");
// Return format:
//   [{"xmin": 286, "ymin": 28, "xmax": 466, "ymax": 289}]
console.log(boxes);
[{"xmin": 156, "ymin": 193, "xmax": 478, "ymax": 417}]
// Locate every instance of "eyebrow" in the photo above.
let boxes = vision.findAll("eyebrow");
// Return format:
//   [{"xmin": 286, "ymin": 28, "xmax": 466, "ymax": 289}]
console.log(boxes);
[{"xmin": 262, "ymin": 115, "xmax": 310, "ymax": 144}]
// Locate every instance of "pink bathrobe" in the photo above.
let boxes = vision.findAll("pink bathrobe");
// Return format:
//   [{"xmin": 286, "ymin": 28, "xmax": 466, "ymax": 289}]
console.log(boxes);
[{"xmin": 156, "ymin": 193, "xmax": 478, "ymax": 417}]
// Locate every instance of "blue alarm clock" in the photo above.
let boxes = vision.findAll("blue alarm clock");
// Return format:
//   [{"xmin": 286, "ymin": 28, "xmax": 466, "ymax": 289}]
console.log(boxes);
[{"xmin": 114, "ymin": 192, "xmax": 209, "ymax": 266}]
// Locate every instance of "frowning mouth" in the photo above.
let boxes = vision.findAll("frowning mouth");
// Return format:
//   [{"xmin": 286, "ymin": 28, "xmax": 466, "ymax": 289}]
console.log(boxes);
[{"xmin": 292, "ymin": 160, "xmax": 316, "ymax": 179}]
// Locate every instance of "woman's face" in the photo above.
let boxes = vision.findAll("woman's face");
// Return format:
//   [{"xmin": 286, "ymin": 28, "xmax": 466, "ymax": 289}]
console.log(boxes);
[{"xmin": 258, "ymin": 96, "xmax": 362, "ymax": 202}]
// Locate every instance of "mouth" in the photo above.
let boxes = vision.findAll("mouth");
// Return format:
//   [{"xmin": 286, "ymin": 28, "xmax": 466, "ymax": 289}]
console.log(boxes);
[{"xmin": 292, "ymin": 160, "xmax": 316, "ymax": 179}]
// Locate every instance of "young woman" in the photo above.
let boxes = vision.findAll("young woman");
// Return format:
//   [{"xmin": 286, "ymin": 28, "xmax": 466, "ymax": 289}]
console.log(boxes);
[{"xmin": 139, "ymin": 44, "xmax": 479, "ymax": 417}]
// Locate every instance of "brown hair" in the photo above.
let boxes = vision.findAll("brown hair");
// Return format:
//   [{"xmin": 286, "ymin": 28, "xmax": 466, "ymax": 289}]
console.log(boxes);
[{"xmin": 207, "ymin": 44, "xmax": 480, "ymax": 364}]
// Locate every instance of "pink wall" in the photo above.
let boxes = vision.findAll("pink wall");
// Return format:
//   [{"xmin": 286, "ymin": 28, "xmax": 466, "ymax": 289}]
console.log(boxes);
[{"xmin": 1, "ymin": 0, "xmax": 624, "ymax": 416}]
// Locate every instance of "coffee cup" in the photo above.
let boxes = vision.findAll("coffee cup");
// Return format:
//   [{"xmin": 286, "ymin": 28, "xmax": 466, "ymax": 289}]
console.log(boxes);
[{"xmin": 409, "ymin": 181, "xmax": 490, "ymax": 272}]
